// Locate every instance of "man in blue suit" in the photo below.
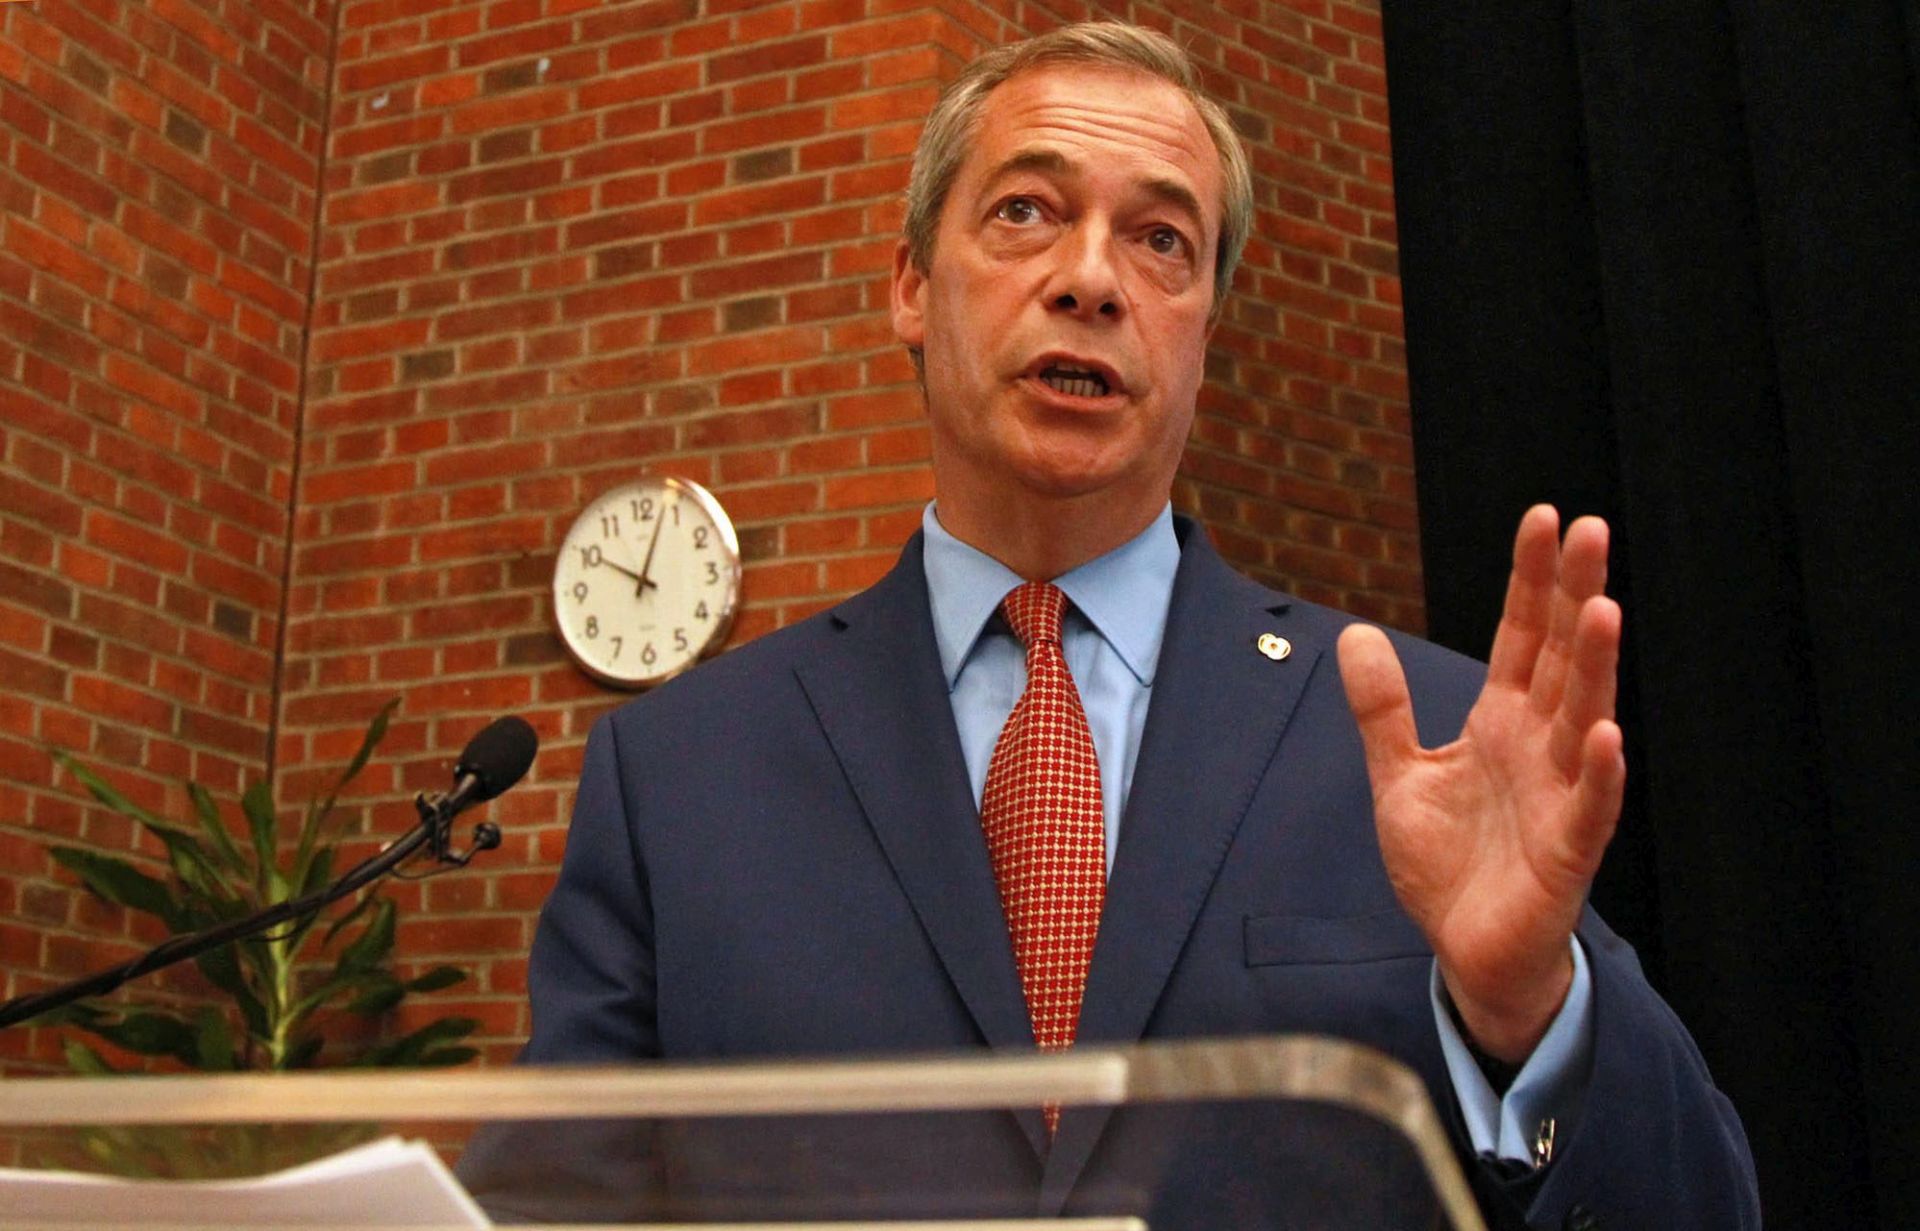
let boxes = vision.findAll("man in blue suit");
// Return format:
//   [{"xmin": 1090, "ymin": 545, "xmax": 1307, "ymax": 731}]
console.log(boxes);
[{"xmin": 463, "ymin": 23, "xmax": 1757, "ymax": 1229}]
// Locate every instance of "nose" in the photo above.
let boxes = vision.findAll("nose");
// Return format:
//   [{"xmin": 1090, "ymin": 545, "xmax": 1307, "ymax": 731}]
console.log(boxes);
[{"xmin": 1044, "ymin": 223, "xmax": 1123, "ymax": 321}]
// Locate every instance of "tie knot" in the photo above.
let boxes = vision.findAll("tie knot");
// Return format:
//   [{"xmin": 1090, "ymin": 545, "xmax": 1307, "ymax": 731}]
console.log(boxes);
[{"xmin": 1001, "ymin": 581, "xmax": 1067, "ymax": 648}]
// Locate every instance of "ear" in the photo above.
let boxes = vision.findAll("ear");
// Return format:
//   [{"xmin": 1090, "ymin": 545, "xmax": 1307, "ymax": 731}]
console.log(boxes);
[{"xmin": 890, "ymin": 238, "xmax": 927, "ymax": 350}]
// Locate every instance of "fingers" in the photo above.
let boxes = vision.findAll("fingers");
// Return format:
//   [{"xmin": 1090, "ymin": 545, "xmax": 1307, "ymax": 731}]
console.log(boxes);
[
  {"xmin": 1548, "ymin": 595, "xmax": 1621, "ymax": 775},
  {"xmin": 1562, "ymin": 719, "xmax": 1625, "ymax": 879},
  {"xmin": 1485, "ymin": 505, "xmax": 1561, "ymax": 690},
  {"xmin": 1337, "ymin": 623, "xmax": 1420, "ymax": 789},
  {"xmin": 1527, "ymin": 514, "xmax": 1610, "ymax": 715}
]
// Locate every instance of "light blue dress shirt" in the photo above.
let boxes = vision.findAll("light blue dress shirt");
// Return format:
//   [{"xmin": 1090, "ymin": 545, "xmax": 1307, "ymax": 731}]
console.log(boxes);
[{"xmin": 920, "ymin": 501, "xmax": 1593, "ymax": 1165}]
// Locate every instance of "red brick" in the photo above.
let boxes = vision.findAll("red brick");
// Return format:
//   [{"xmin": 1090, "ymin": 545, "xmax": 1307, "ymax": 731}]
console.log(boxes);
[
  {"xmin": 702, "ymin": 105, "xmax": 825, "ymax": 154},
  {"xmin": 326, "ymin": 180, "xmax": 442, "ymax": 225},
  {"xmin": 692, "ymin": 176, "xmax": 826, "ymax": 227},
  {"xmin": 707, "ymin": 35, "xmax": 825, "ymax": 85},
  {"xmin": 578, "ymin": 61, "xmax": 699, "ymax": 111},
  {"xmin": 303, "ymin": 460, "xmax": 417, "ymax": 505},
  {"xmin": 15, "ymin": 143, "xmax": 119, "ymax": 219},
  {"xmin": 826, "ymin": 389, "xmax": 920, "ymax": 430},
  {"xmin": 71, "ymin": 676, "xmax": 175, "ymax": 730},
  {"xmin": 434, "ymin": 299, "xmax": 556, "ymax": 341},
  {"xmin": 824, "ymin": 550, "xmax": 895, "ymax": 592},
  {"xmin": 829, "ymin": 85, "xmax": 937, "ymax": 130},
  {"xmin": 416, "ymin": 515, "xmax": 546, "ymax": 562},
  {"xmin": 823, "ymin": 468, "xmax": 934, "ymax": 510},
  {"xmin": 687, "ymin": 252, "xmax": 823, "ymax": 300},
  {"xmin": 340, "ymin": 44, "xmax": 449, "ymax": 92},
  {"xmin": 412, "ymin": 595, "xmax": 535, "ymax": 639},
  {"xmin": 86, "ymin": 509, "xmax": 191, "ymax": 574},
  {"xmin": 457, "ymin": 20, "xmax": 570, "ymax": 69}
]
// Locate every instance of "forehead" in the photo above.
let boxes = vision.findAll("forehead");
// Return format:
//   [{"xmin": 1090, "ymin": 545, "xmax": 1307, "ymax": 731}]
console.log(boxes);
[{"xmin": 959, "ymin": 63, "xmax": 1222, "ymax": 222}]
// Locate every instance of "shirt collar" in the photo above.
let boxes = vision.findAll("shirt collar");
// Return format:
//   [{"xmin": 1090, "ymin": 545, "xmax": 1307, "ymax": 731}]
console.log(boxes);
[{"xmin": 921, "ymin": 502, "xmax": 1180, "ymax": 689}]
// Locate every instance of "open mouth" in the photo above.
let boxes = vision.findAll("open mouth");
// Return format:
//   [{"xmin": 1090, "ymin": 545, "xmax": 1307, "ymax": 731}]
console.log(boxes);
[{"xmin": 1037, "ymin": 363, "xmax": 1111, "ymax": 398}]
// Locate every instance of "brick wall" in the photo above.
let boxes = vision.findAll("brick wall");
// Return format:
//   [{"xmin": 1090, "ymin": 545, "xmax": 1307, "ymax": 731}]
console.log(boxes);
[
  {"xmin": 2, "ymin": 0, "xmax": 1415, "ymax": 1070},
  {"xmin": 0, "ymin": 0, "xmax": 331, "ymax": 1068}
]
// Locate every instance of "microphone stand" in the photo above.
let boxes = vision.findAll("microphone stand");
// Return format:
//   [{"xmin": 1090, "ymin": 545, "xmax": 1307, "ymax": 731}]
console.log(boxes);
[{"xmin": 0, "ymin": 790, "xmax": 500, "ymax": 1032}]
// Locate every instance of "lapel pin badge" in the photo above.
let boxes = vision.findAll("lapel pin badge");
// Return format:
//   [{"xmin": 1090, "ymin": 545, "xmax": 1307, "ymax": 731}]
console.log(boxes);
[{"xmin": 1256, "ymin": 633, "xmax": 1292, "ymax": 662}]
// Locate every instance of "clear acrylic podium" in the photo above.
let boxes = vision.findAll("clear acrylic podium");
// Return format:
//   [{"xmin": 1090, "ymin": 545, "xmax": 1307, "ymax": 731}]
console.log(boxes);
[{"xmin": 0, "ymin": 1035, "xmax": 1488, "ymax": 1230}]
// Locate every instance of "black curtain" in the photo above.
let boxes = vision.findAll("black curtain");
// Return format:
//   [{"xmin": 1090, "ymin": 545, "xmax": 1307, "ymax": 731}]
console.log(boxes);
[{"xmin": 1379, "ymin": 1, "xmax": 1920, "ymax": 1226}]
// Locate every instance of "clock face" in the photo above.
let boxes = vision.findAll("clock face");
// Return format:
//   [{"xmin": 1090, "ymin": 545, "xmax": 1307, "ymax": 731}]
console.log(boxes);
[{"xmin": 552, "ymin": 477, "xmax": 741, "ymax": 688}]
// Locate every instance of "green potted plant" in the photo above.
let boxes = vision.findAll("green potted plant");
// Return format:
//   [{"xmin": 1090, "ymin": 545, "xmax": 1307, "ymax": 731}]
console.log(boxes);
[{"xmin": 32, "ymin": 699, "xmax": 480, "ymax": 1176}]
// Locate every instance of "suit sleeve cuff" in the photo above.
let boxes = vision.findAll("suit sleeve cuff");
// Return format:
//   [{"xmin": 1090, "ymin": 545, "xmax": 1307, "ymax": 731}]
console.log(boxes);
[{"xmin": 1430, "ymin": 937, "xmax": 1595, "ymax": 1164}]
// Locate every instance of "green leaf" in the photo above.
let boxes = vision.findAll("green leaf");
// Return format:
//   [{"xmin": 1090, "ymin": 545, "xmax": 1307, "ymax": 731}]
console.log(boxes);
[
  {"xmin": 299, "ymin": 846, "xmax": 335, "ymax": 900},
  {"xmin": 336, "ymin": 897, "xmax": 395, "ymax": 974},
  {"xmin": 85, "ymin": 1010, "xmax": 200, "ymax": 1063},
  {"xmin": 275, "ymin": 846, "xmax": 338, "ymax": 953},
  {"xmin": 415, "ymin": 1046, "xmax": 480, "ymax": 1068},
  {"xmin": 158, "ymin": 831, "xmax": 232, "ymax": 905},
  {"xmin": 288, "ymin": 967, "xmax": 390, "ymax": 1023},
  {"xmin": 241, "ymin": 779, "xmax": 278, "ymax": 894},
  {"xmin": 193, "ymin": 1007, "xmax": 235, "ymax": 1071},
  {"xmin": 62, "ymin": 1038, "xmax": 119, "ymax": 1076},
  {"xmin": 354, "ymin": 1016, "xmax": 478, "ymax": 1068},
  {"xmin": 283, "ymin": 1034, "xmax": 326, "ymax": 1070},
  {"xmin": 193, "ymin": 944, "xmax": 245, "ymax": 996},
  {"xmin": 188, "ymin": 782, "xmax": 248, "ymax": 875},
  {"xmin": 294, "ymin": 698, "xmax": 398, "ymax": 889},
  {"xmin": 231, "ymin": 936, "xmax": 285, "ymax": 1029},
  {"xmin": 318, "ymin": 891, "xmax": 376, "ymax": 952},
  {"xmin": 48, "ymin": 847, "xmax": 179, "ymax": 925},
  {"xmin": 54, "ymin": 755, "xmax": 234, "ymax": 905},
  {"xmin": 342, "ymin": 975, "xmax": 404, "ymax": 1017},
  {"xmin": 55, "ymin": 755, "xmax": 181, "ymax": 839},
  {"xmin": 404, "ymin": 966, "xmax": 467, "ymax": 994},
  {"xmin": 194, "ymin": 945, "xmax": 269, "ymax": 1040},
  {"xmin": 336, "ymin": 698, "xmax": 399, "ymax": 801},
  {"xmin": 39, "ymin": 1002, "xmax": 109, "ymax": 1029}
]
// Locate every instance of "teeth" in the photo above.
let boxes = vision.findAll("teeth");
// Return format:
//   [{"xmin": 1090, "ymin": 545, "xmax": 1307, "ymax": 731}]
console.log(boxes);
[{"xmin": 1040, "ymin": 368, "xmax": 1108, "ymax": 397}]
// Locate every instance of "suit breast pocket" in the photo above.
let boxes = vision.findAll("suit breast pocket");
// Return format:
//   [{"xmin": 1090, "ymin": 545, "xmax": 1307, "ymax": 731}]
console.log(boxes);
[{"xmin": 1243, "ymin": 909, "xmax": 1430, "ymax": 967}]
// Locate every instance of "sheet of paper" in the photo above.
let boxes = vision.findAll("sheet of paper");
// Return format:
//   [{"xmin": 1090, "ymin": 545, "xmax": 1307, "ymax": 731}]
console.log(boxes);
[{"xmin": 0, "ymin": 1135, "xmax": 490, "ymax": 1226}]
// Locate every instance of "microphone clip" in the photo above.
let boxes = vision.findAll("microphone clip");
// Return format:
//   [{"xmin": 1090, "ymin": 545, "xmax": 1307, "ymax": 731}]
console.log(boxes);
[{"xmin": 412, "ymin": 789, "xmax": 502, "ymax": 868}]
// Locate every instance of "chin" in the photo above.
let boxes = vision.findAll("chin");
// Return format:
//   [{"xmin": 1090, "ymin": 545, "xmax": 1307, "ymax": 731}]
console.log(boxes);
[{"xmin": 1006, "ymin": 454, "xmax": 1145, "ymax": 505}]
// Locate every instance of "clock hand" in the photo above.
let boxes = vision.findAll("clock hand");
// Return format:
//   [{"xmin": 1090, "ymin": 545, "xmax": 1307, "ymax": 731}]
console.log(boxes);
[
  {"xmin": 634, "ymin": 497, "xmax": 670, "ymax": 601},
  {"xmin": 594, "ymin": 555, "xmax": 657, "ymax": 597},
  {"xmin": 598, "ymin": 557, "xmax": 644, "ymax": 584}
]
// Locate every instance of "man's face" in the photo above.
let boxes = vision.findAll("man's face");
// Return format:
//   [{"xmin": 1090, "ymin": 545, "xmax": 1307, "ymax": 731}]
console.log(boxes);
[{"xmin": 892, "ymin": 64, "xmax": 1222, "ymax": 529}]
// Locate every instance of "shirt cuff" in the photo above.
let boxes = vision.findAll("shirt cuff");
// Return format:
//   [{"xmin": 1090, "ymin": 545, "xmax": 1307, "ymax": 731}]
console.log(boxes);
[{"xmin": 1429, "ymin": 937, "xmax": 1594, "ymax": 1165}]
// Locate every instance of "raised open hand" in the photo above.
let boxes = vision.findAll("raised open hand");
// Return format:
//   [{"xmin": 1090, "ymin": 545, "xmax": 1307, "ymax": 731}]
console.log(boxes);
[{"xmin": 1336, "ymin": 505, "xmax": 1625, "ymax": 1062}]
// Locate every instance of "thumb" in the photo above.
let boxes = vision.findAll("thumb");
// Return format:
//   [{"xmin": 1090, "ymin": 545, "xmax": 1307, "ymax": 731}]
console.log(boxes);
[{"xmin": 1337, "ymin": 623, "xmax": 1420, "ymax": 788}]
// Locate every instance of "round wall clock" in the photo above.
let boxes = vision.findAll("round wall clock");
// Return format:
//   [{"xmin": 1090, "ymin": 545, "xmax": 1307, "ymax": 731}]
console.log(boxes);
[{"xmin": 552, "ymin": 476, "xmax": 742, "ymax": 689}]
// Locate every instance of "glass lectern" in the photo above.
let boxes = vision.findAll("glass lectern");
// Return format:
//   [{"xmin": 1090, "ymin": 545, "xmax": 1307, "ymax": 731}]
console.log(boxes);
[{"xmin": 0, "ymin": 1035, "xmax": 1488, "ymax": 1230}]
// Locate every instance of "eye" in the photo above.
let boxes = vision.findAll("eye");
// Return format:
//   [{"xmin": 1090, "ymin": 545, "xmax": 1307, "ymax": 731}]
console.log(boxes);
[
  {"xmin": 995, "ymin": 196, "xmax": 1043, "ymax": 225},
  {"xmin": 1146, "ymin": 226, "xmax": 1189, "ymax": 257}
]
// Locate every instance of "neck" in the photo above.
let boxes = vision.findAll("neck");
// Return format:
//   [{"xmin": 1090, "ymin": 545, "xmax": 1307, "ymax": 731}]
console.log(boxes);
[{"xmin": 932, "ymin": 485, "xmax": 1166, "ymax": 580}]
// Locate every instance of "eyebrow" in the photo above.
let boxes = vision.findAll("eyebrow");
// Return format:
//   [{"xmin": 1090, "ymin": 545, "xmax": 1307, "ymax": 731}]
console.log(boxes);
[{"xmin": 983, "ymin": 147, "xmax": 1208, "ymax": 234}]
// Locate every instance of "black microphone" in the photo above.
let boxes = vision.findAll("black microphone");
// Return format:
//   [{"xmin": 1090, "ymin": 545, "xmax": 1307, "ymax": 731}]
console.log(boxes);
[
  {"xmin": 442, "ymin": 715, "xmax": 539, "ymax": 814},
  {"xmin": 420, "ymin": 715, "xmax": 538, "ymax": 863}
]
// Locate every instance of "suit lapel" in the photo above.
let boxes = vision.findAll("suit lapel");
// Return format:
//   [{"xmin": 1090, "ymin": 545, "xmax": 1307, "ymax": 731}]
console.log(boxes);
[
  {"xmin": 1040, "ymin": 522, "xmax": 1325, "ymax": 1211},
  {"xmin": 790, "ymin": 534, "xmax": 1051, "ymax": 1156}
]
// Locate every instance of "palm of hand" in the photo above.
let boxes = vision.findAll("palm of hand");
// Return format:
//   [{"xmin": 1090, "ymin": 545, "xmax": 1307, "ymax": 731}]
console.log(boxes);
[{"xmin": 1338, "ymin": 507, "xmax": 1624, "ymax": 1060}]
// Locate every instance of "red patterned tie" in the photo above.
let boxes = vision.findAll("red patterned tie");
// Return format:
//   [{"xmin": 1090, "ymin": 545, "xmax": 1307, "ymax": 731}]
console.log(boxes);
[{"xmin": 980, "ymin": 582, "xmax": 1106, "ymax": 1133}]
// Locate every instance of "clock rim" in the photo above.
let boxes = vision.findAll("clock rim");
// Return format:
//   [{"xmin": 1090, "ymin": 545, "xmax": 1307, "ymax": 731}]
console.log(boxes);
[{"xmin": 551, "ymin": 475, "xmax": 742, "ymax": 690}]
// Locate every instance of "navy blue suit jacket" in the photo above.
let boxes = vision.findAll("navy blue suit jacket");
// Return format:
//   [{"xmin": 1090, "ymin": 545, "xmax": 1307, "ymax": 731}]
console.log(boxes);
[{"xmin": 462, "ymin": 520, "xmax": 1758, "ymax": 1228}]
